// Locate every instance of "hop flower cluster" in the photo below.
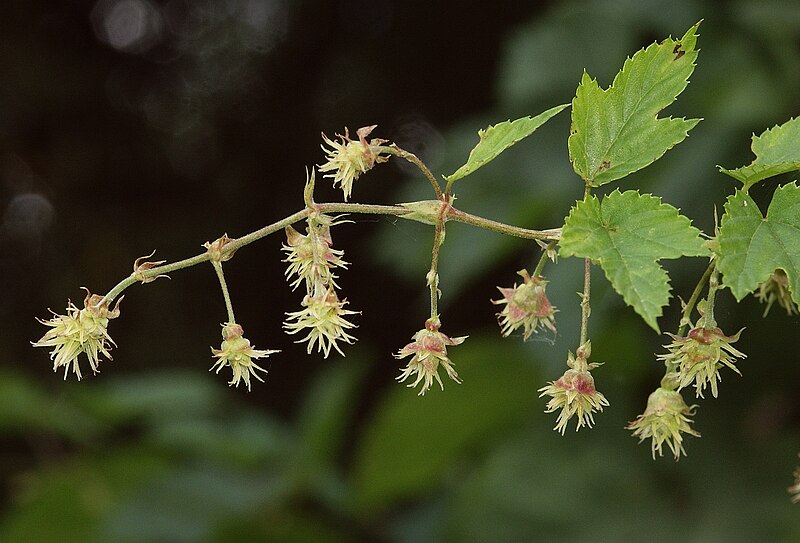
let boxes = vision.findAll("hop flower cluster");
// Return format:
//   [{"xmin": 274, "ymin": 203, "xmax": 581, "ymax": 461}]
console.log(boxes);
[
  {"xmin": 493, "ymin": 269, "xmax": 556, "ymax": 340},
  {"xmin": 756, "ymin": 269, "xmax": 798, "ymax": 317},
  {"xmin": 659, "ymin": 325, "xmax": 745, "ymax": 398},
  {"xmin": 211, "ymin": 323, "xmax": 277, "ymax": 391},
  {"xmin": 33, "ymin": 289, "xmax": 121, "ymax": 380},
  {"xmin": 319, "ymin": 125, "xmax": 388, "ymax": 201},
  {"xmin": 395, "ymin": 319, "xmax": 466, "ymax": 396},
  {"xmin": 627, "ymin": 387, "xmax": 700, "ymax": 460},
  {"xmin": 539, "ymin": 342, "xmax": 608, "ymax": 434},
  {"xmin": 283, "ymin": 206, "xmax": 358, "ymax": 358},
  {"xmin": 282, "ymin": 214, "xmax": 348, "ymax": 291}
]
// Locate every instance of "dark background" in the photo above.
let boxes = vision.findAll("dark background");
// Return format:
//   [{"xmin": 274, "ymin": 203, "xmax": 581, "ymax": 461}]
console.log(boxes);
[{"xmin": 2, "ymin": 0, "xmax": 800, "ymax": 541}]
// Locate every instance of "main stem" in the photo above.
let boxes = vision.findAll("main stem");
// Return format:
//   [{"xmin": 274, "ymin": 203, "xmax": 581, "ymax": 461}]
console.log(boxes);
[
  {"xmin": 99, "ymin": 202, "xmax": 560, "ymax": 306},
  {"xmin": 427, "ymin": 203, "xmax": 448, "ymax": 321}
]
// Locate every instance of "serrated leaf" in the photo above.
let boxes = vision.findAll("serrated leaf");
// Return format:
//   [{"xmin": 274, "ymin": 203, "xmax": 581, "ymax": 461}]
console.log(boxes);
[
  {"xmin": 559, "ymin": 190, "xmax": 708, "ymax": 331},
  {"xmin": 718, "ymin": 117, "xmax": 800, "ymax": 190},
  {"xmin": 717, "ymin": 183, "xmax": 800, "ymax": 303},
  {"xmin": 445, "ymin": 103, "xmax": 569, "ymax": 182},
  {"xmin": 568, "ymin": 23, "xmax": 702, "ymax": 186}
]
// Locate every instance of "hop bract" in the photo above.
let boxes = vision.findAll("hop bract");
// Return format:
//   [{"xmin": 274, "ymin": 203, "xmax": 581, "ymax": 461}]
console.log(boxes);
[
  {"xmin": 538, "ymin": 344, "xmax": 608, "ymax": 434},
  {"xmin": 627, "ymin": 387, "xmax": 700, "ymax": 460},
  {"xmin": 284, "ymin": 287, "xmax": 358, "ymax": 357},
  {"xmin": 319, "ymin": 125, "xmax": 388, "ymax": 200},
  {"xmin": 493, "ymin": 269, "xmax": 556, "ymax": 340},
  {"xmin": 659, "ymin": 325, "xmax": 745, "ymax": 398},
  {"xmin": 210, "ymin": 323, "xmax": 277, "ymax": 391},
  {"xmin": 395, "ymin": 319, "xmax": 466, "ymax": 396},
  {"xmin": 33, "ymin": 290, "xmax": 121, "ymax": 380},
  {"xmin": 282, "ymin": 213, "xmax": 348, "ymax": 292}
]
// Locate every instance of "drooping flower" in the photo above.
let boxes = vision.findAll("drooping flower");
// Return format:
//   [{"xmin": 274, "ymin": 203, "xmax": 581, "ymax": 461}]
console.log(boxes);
[
  {"xmin": 210, "ymin": 322, "xmax": 277, "ymax": 391},
  {"xmin": 627, "ymin": 387, "xmax": 700, "ymax": 460},
  {"xmin": 493, "ymin": 269, "xmax": 556, "ymax": 340},
  {"xmin": 756, "ymin": 269, "xmax": 798, "ymax": 317},
  {"xmin": 282, "ymin": 214, "xmax": 348, "ymax": 292},
  {"xmin": 395, "ymin": 318, "xmax": 466, "ymax": 396},
  {"xmin": 789, "ymin": 458, "xmax": 800, "ymax": 503},
  {"xmin": 33, "ymin": 289, "xmax": 121, "ymax": 380},
  {"xmin": 538, "ymin": 343, "xmax": 608, "ymax": 434},
  {"xmin": 658, "ymin": 325, "xmax": 745, "ymax": 398},
  {"xmin": 319, "ymin": 125, "xmax": 388, "ymax": 200},
  {"xmin": 284, "ymin": 287, "xmax": 358, "ymax": 357}
]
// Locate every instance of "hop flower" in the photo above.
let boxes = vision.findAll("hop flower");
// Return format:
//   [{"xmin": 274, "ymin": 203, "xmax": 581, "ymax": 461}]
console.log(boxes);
[
  {"xmin": 395, "ymin": 319, "xmax": 466, "ymax": 396},
  {"xmin": 319, "ymin": 125, "xmax": 388, "ymax": 200},
  {"xmin": 538, "ymin": 343, "xmax": 608, "ymax": 434},
  {"xmin": 789, "ymin": 458, "xmax": 800, "ymax": 503},
  {"xmin": 627, "ymin": 387, "xmax": 700, "ymax": 460},
  {"xmin": 33, "ymin": 289, "xmax": 121, "ymax": 380},
  {"xmin": 756, "ymin": 269, "xmax": 798, "ymax": 317},
  {"xmin": 282, "ymin": 214, "xmax": 348, "ymax": 292},
  {"xmin": 210, "ymin": 323, "xmax": 277, "ymax": 391},
  {"xmin": 493, "ymin": 270, "xmax": 556, "ymax": 339},
  {"xmin": 284, "ymin": 287, "xmax": 358, "ymax": 357},
  {"xmin": 658, "ymin": 325, "xmax": 745, "ymax": 398}
]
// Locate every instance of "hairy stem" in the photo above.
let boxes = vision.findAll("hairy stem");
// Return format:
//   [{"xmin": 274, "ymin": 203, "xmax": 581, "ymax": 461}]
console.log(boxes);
[
  {"xmin": 99, "ymin": 201, "xmax": 560, "ymax": 305},
  {"xmin": 579, "ymin": 186, "xmax": 592, "ymax": 347},
  {"xmin": 212, "ymin": 261, "xmax": 236, "ymax": 324},
  {"xmin": 427, "ymin": 201, "xmax": 449, "ymax": 320}
]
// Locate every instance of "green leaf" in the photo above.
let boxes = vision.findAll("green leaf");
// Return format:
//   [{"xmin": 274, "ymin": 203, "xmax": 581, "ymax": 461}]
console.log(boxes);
[
  {"xmin": 717, "ymin": 183, "xmax": 800, "ymax": 303},
  {"xmin": 559, "ymin": 190, "xmax": 708, "ymax": 331},
  {"xmin": 718, "ymin": 117, "xmax": 800, "ymax": 190},
  {"xmin": 568, "ymin": 23, "xmax": 702, "ymax": 186},
  {"xmin": 445, "ymin": 103, "xmax": 569, "ymax": 182}
]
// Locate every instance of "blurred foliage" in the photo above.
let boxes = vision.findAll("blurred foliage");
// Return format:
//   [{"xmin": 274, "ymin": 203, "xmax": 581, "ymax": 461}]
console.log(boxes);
[{"xmin": 3, "ymin": 0, "xmax": 800, "ymax": 541}]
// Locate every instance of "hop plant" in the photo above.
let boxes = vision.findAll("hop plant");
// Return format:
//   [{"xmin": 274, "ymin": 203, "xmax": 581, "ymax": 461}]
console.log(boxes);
[
  {"xmin": 282, "ymin": 213, "xmax": 348, "ymax": 292},
  {"xmin": 319, "ymin": 125, "xmax": 388, "ymax": 200},
  {"xmin": 627, "ymin": 387, "xmax": 700, "ymax": 460},
  {"xmin": 395, "ymin": 318, "xmax": 466, "ymax": 396},
  {"xmin": 659, "ymin": 324, "xmax": 745, "ymax": 398},
  {"xmin": 210, "ymin": 322, "xmax": 277, "ymax": 391},
  {"xmin": 284, "ymin": 286, "xmax": 358, "ymax": 357},
  {"xmin": 539, "ymin": 342, "xmax": 608, "ymax": 434},
  {"xmin": 32, "ymin": 289, "xmax": 121, "ymax": 380},
  {"xmin": 493, "ymin": 269, "xmax": 556, "ymax": 339}
]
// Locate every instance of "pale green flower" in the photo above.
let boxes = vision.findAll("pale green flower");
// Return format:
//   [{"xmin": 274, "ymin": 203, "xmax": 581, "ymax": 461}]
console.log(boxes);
[
  {"xmin": 757, "ymin": 269, "xmax": 798, "ymax": 317},
  {"xmin": 33, "ymin": 290, "xmax": 121, "ymax": 380},
  {"xmin": 282, "ymin": 214, "xmax": 348, "ymax": 292},
  {"xmin": 659, "ymin": 325, "xmax": 745, "ymax": 398},
  {"xmin": 395, "ymin": 319, "xmax": 466, "ymax": 396},
  {"xmin": 319, "ymin": 125, "xmax": 387, "ymax": 200},
  {"xmin": 493, "ymin": 269, "xmax": 556, "ymax": 340},
  {"xmin": 627, "ymin": 387, "xmax": 700, "ymax": 460},
  {"xmin": 210, "ymin": 323, "xmax": 277, "ymax": 391},
  {"xmin": 284, "ymin": 287, "xmax": 358, "ymax": 357}
]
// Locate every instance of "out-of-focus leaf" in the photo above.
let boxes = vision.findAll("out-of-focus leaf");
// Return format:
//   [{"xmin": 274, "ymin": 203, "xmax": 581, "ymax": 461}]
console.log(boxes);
[
  {"xmin": 568, "ymin": 23, "xmax": 701, "ymax": 186},
  {"xmin": 351, "ymin": 337, "xmax": 540, "ymax": 511},
  {"xmin": 0, "ymin": 450, "xmax": 168, "ymax": 543},
  {"xmin": 445, "ymin": 104, "xmax": 569, "ymax": 182},
  {"xmin": 718, "ymin": 117, "xmax": 800, "ymax": 190},
  {"xmin": 559, "ymin": 190, "xmax": 707, "ymax": 331},
  {"xmin": 717, "ymin": 183, "xmax": 800, "ymax": 302}
]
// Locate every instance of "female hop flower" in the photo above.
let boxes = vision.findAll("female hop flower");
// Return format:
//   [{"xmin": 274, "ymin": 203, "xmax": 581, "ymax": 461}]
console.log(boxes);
[
  {"xmin": 33, "ymin": 289, "xmax": 121, "ymax": 380},
  {"xmin": 210, "ymin": 323, "xmax": 277, "ymax": 391},
  {"xmin": 319, "ymin": 125, "xmax": 388, "ymax": 200},
  {"xmin": 627, "ymin": 387, "xmax": 700, "ymax": 460},
  {"xmin": 493, "ymin": 269, "xmax": 556, "ymax": 340},
  {"xmin": 395, "ymin": 319, "xmax": 466, "ymax": 396},
  {"xmin": 284, "ymin": 287, "xmax": 358, "ymax": 358}
]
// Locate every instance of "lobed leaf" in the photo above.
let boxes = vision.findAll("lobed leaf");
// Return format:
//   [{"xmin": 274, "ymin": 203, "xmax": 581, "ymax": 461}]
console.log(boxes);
[
  {"xmin": 717, "ymin": 183, "xmax": 800, "ymax": 302},
  {"xmin": 445, "ymin": 103, "xmax": 569, "ymax": 182},
  {"xmin": 718, "ymin": 117, "xmax": 800, "ymax": 190},
  {"xmin": 568, "ymin": 22, "xmax": 702, "ymax": 187},
  {"xmin": 560, "ymin": 190, "xmax": 708, "ymax": 331}
]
